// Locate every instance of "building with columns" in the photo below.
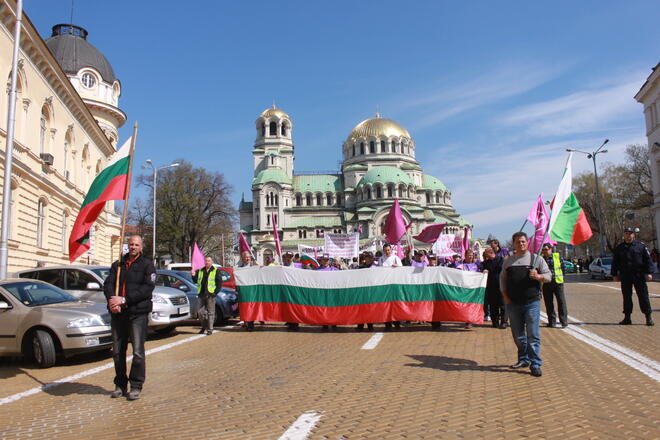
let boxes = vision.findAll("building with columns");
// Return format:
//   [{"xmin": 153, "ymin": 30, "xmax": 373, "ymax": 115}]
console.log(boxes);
[
  {"xmin": 239, "ymin": 106, "xmax": 471, "ymax": 263},
  {"xmin": 0, "ymin": 0, "xmax": 124, "ymax": 272},
  {"xmin": 635, "ymin": 62, "xmax": 660, "ymax": 247}
]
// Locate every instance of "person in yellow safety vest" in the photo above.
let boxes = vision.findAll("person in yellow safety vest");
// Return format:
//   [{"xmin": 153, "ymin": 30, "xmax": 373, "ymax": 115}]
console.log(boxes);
[
  {"xmin": 191, "ymin": 256, "xmax": 223, "ymax": 335},
  {"xmin": 541, "ymin": 244, "xmax": 568, "ymax": 328}
]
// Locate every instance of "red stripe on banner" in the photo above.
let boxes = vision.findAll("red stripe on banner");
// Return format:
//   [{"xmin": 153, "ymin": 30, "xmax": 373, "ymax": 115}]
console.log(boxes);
[{"xmin": 240, "ymin": 300, "xmax": 484, "ymax": 325}]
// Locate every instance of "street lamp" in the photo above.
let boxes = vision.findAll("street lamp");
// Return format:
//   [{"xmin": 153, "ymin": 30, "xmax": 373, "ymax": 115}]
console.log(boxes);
[
  {"xmin": 567, "ymin": 139, "xmax": 609, "ymax": 256},
  {"xmin": 142, "ymin": 160, "xmax": 180, "ymax": 262}
]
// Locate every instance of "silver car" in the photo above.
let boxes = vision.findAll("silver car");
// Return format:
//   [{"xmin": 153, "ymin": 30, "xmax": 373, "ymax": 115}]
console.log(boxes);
[
  {"xmin": 16, "ymin": 265, "xmax": 190, "ymax": 334},
  {"xmin": 0, "ymin": 279, "xmax": 112, "ymax": 368}
]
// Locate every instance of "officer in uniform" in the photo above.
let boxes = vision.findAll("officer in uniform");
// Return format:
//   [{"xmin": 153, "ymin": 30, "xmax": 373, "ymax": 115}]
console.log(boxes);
[
  {"xmin": 541, "ymin": 244, "xmax": 568, "ymax": 328},
  {"xmin": 611, "ymin": 227, "xmax": 654, "ymax": 326},
  {"xmin": 192, "ymin": 256, "xmax": 223, "ymax": 335}
]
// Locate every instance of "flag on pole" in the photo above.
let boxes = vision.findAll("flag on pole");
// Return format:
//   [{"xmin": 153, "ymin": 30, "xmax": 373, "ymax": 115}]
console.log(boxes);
[
  {"xmin": 69, "ymin": 137, "xmax": 132, "ymax": 262},
  {"xmin": 383, "ymin": 199, "xmax": 407, "ymax": 244},
  {"xmin": 191, "ymin": 242, "xmax": 205, "ymax": 271},
  {"xmin": 271, "ymin": 213, "xmax": 282, "ymax": 257},
  {"xmin": 238, "ymin": 231, "xmax": 252, "ymax": 256},
  {"xmin": 461, "ymin": 226, "xmax": 471, "ymax": 258},
  {"xmin": 413, "ymin": 223, "xmax": 447, "ymax": 243},
  {"xmin": 548, "ymin": 153, "xmax": 593, "ymax": 245},
  {"xmin": 526, "ymin": 194, "xmax": 557, "ymax": 253}
]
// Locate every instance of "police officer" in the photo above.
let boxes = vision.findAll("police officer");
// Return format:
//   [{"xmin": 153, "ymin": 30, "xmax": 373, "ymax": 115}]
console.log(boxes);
[
  {"xmin": 192, "ymin": 256, "xmax": 223, "ymax": 335},
  {"xmin": 611, "ymin": 227, "xmax": 654, "ymax": 326},
  {"xmin": 541, "ymin": 244, "xmax": 568, "ymax": 328}
]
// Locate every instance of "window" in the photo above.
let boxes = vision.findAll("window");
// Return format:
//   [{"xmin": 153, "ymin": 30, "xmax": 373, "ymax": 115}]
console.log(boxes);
[
  {"xmin": 40, "ymin": 110, "xmax": 47, "ymax": 155},
  {"xmin": 435, "ymin": 193, "xmax": 440, "ymax": 203},
  {"xmin": 281, "ymin": 124, "xmax": 287, "ymax": 136},
  {"xmin": 366, "ymin": 188, "xmax": 371, "ymax": 199},
  {"xmin": 65, "ymin": 270, "xmax": 98, "ymax": 290},
  {"xmin": 326, "ymin": 194, "xmax": 333, "ymax": 205},
  {"xmin": 296, "ymin": 194, "xmax": 302, "ymax": 206},
  {"xmin": 360, "ymin": 143, "xmax": 365, "ymax": 155},
  {"xmin": 369, "ymin": 141, "xmax": 375, "ymax": 153},
  {"xmin": 391, "ymin": 140, "xmax": 397, "ymax": 153},
  {"xmin": 337, "ymin": 194, "xmax": 343, "ymax": 206},
  {"xmin": 81, "ymin": 72, "xmax": 97, "ymax": 88},
  {"xmin": 388, "ymin": 186, "xmax": 393, "ymax": 198},
  {"xmin": 316, "ymin": 194, "xmax": 322, "ymax": 205},
  {"xmin": 37, "ymin": 200, "xmax": 46, "ymax": 248},
  {"xmin": 298, "ymin": 229, "xmax": 307, "ymax": 239},
  {"xmin": 426, "ymin": 192, "xmax": 431, "ymax": 203},
  {"xmin": 271, "ymin": 156, "xmax": 274, "ymax": 165},
  {"xmin": 275, "ymin": 194, "xmax": 278, "ymax": 206},
  {"xmin": 62, "ymin": 211, "xmax": 68, "ymax": 252},
  {"xmin": 37, "ymin": 269, "xmax": 64, "ymax": 288},
  {"xmin": 269, "ymin": 122, "xmax": 277, "ymax": 136},
  {"xmin": 376, "ymin": 186, "xmax": 382, "ymax": 198},
  {"xmin": 381, "ymin": 140, "xmax": 386, "ymax": 152},
  {"xmin": 266, "ymin": 215, "xmax": 270, "ymax": 226},
  {"xmin": 333, "ymin": 228, "xmax": 342, "ymax": 234},
  {"xmin": 261, "ymin": 123, "xmax": 266, "ymax": 137},
  {"xmin": 352, "ymin": 145, "xmax": 356, "ymax": 157},
  {"xmin": 306, "ymin": 194, "xmax": 312, "ymax": 206},
  {"xmin": 316, "ymin": 229, "xmax": 324, "ymax": 238}
]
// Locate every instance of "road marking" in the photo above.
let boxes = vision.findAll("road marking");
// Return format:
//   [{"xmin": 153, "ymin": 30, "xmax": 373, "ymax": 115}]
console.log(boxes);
[
  {"xmin": 0, "ymin": 331, "xmax": 221, "ymax": 407},
  {"xmin": 540, "ymin": 312, "xmax": 660, "ymax": 383},
  {"xmin": 279, "ymin": 411, "xmax": 322, "ymax": 440},
  {"xmin": 578, "ymin": 282, "xmax": 619, "ymax": 291},
  {"xmin": 361, "ymin": 332, "xmax": 384, "ymax": 350}
]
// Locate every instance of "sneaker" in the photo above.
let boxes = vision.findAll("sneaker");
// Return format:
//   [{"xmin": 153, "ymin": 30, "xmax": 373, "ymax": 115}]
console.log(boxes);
[
  {"xmin": 530, "ymin": 366, "xmax": 542, "ymax": 377},
  {"xmin": 110, "ymin": 386, "xmax": 127, "ymax": 398},
  {"xmin": 511, "ymin": 361, "xmax": 530, "ymax": 369},
  {"xmin": 206, "ymin": 330, "xmax": 213, "ymax": 335},
  {"xmin": 127, "ymin": 389, "xmax": 141, "ymax": 400},
  {"xmin": 484, "ymin": 315, "xmax": 491, "ymax": 322}
]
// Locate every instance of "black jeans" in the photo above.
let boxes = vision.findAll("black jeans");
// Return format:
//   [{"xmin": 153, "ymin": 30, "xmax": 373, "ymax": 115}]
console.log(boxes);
[
  {"xmin": 621, "ymin": 275, "xmax": 652, "ymax": 315},
  {"xmin": 111, "ymin": 313, "xmax": 148, "ymax": 391},
  {"xmin": 542, "ymin": 282, "xmax": 567, "ymax": 325}
]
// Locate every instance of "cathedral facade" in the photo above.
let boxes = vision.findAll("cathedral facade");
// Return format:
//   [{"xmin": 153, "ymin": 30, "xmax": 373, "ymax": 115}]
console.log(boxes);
[{"xmin": 239, "ymin": 106, "xmax": 470, "ymax": 263}]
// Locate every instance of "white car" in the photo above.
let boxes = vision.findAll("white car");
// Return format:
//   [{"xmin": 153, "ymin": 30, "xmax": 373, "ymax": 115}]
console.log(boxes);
[
  {"xmin": 589, "ymin": 257, "xmax": 613, "ymax": 280},
  {"xmin": 16, "ymin": 265, "xmax": 190, "ymax": 334}
]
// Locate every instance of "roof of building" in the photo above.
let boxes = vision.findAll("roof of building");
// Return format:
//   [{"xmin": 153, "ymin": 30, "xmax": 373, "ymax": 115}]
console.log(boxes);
[
  {"xmin": 400, "ymin": 162, "xmax": 422, "ymax": 170},
  {"xmin": 421, "ymin": 174, "xmax": 448, "ymax": 191},
  {"xmin": 260, "ymin": 105, "xmax": 289, "ymax": 120},
  {"xmin": 293, "ymin": 174, "xmax": 343, "ymax": 193},
  {"xmin": 252, "ymin": 168, "xmax": 292, "ymax": 185},
  {"xmin": 344, "ymin": 163, "xmax": 368, "ymax": 171},
  {"xmin": 357, "ymin": 166, "xmax": 413, "ymax": 187},
  {"xmin": 286, "ymin": 217, "xmax": 343, "ymax": 228},
  {"xmin": 45, "ymin": 24, "xmax": 116, "ymax": 83},
  {"xmin": 347, "ymin": 115, "xmax": 411, "ymax": 142}
]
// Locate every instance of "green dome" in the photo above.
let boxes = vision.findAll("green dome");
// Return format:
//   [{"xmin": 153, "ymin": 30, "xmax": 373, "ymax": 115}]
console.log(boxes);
[
  {"xmin": 252, "ymin": 168, "xmax": 292, "ymax": 186},
  {"xmin": 422, "ymin": 174, "xmax": 447, "ymax": 191},
  {"xmin": 357, "ymin": 166, "xmax": 413, "ymax": 187}
]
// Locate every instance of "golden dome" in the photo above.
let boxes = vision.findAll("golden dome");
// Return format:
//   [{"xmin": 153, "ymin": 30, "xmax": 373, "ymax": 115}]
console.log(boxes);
[
  {"xmin": 260, "ymin": 105, "xmax": 289, "ymax": 120},
  {"xmin": 347, "ymin": 115, "xmax": 411, "ymax": 142}
]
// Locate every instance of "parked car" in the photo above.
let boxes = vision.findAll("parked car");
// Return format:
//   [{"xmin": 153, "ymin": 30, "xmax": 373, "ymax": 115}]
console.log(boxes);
[
  {"xmin": 16, "ymin": 265, "xmax": 190, "ymax": 334},
  {"xmin": 156, "ymin": 269, "xmax": 238, "ymax": 325},
  {"xmin": 0, "ymin": 279, "xmax": 112, "ymax": 368},
  {"xmin": 562, "ymin": 260, "xmax": 577, "ymax": 273},
  {"xmin": 167, "ymin": 265, "xmax": 236, "ymax": 291},
  {"xmin": 589, "ymin": 257, "xmax": 613, "ymax": 279}
]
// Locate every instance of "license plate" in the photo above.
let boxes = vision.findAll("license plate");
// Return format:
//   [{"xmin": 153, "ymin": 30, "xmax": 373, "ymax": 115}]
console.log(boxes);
[{"xmin": 178, "ymin": 306, "xmax": 189, "ymax": 315}]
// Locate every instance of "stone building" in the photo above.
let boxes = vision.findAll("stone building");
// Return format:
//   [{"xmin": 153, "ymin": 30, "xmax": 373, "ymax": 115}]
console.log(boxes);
[
  {"xmin": 0, "ymin": 0, "xmax": 124, "ymax": 271},
  {"xmin": 239, "ymin": 106, "xmax": 470, "ymax": 263}
]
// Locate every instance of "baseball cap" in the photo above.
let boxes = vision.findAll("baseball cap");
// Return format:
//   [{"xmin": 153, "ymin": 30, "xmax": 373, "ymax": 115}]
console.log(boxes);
[{"xmin": 624, "ymin": 227, "xmax": 639, "ymax": 233}]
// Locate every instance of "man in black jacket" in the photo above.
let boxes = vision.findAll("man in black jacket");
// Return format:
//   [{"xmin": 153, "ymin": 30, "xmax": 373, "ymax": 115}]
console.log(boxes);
[
  {"xmin": 104, "ymin": 235, "xmax": 156, "ymax": 400},
  {"xmin": 482, "ymin": 248, "xmax": 507, "ymax": 329}
]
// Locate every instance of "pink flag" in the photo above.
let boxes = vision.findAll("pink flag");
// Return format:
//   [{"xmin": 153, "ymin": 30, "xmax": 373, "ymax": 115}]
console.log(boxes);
[
  {"xmin": 238, "ymin": 231, "xmax": 251, "ymax": 255},
  {"xmin": 357, "ymin": 224, "xmax": 363, "ymax": 234},
  {"xmin": 383, "ymin": 199, "xmax": 407, "ymax": 244},
  {"xmin": 461, "ymin": 227, "xmax": 470, "ymax": 258},
  {"xmin": 413, "ymin": 223, "xmax": 447, "ymax": 243},
  {"xmin": 271, "ymin": 213, "xmax": 282, "ymax": 257},
  {"xmin": 191, "ymin": 242, "xmax": 205, "ymax": 271},
  {"xmin": 527, "ymin": 193, "xmax": 556, "ymax": 253}
]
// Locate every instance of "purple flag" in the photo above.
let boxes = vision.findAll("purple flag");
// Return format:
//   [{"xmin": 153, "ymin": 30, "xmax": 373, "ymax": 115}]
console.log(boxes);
[
  {"xmin": 527, "ymin": 193, "xmax": 556, "ymax": 253},
  {"xmin": 238, "ymin": 231, "xmax": 251, "ymax": 255},
  {"xmin": 461, "ymin": 227, "xmax": 470, "ymax": 258},
  {"xmin": 272, "ymin": 213, "xmax": 282, "ymax": 257},
  {"xmin": 191, "ymin": 242, "xmax": 205, "ymax": 271},
  {"xmin": 413, "ymin": 223, "xmax": 447, "ymax": 244},
  {"xmin": 383, "ymin": 199, "xmax": 407, "ymax": 244}
]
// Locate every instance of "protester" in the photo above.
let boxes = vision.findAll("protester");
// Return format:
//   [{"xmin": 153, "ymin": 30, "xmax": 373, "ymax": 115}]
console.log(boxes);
[
  {"xmin": 611, "ymin": 227, "xmax": 654, "ymax": 326},
  {"xmin": 490, "ymin": 239, "xmax": 510, "ymax": 258},
  {"xmin": 427, "ymin": 254, "xmax": 438, "ymax": 267},
  {"xmin": 457, "ymin": 249, "xmax": 480, "ymax": 328},
  {"xmin": 379, "ymin": 243, "xmax": 402, "ymax": 267},
  {"xmin": 191, "ymin": 256, "xmax": 223, "ymax": 335},
  {"xmin": 237, "ymin": 250, "xmax": 258, "ymax": 331},
  {"xmin": 411, "ymin": 251, "xmax": 428, "ymax": 268},
  {"xmin": 500, "ymin": 231, "xmax": 551, "ymax": 377},
  {"xmin": 317, "ymin": 254, "xmax": 339, "ymax": 271},
  {"xmin": 541, "ymin": 244, "xmax": 568, "ymax": 328},
  {"xmin": 481, "ymin": 248, "xmax": 506, "ymax": 329},
  {"xmin": 104, "ymin": 235, "xmax": 155, "ymax": 400},
  {"xmin": 356, "ymin": 251, "xmax": 376, "ymax": 331}
]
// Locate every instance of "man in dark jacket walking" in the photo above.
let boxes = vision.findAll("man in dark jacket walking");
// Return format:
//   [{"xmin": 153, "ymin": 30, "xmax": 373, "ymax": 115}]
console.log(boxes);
[
  {"xmin": 482, "ymin": 248, "xmax": 507, "ymax": 329},
  {"xmin": 541, "ymin": 244, "xmax": 568, "ymax": 328},
  {"xmin": 104, "ymin": 235, "xmax": 156, "ymax": 400}
]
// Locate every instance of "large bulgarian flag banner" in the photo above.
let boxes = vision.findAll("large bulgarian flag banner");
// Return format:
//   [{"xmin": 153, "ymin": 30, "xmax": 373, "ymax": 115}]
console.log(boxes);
[
  {"xmin": 235, "ymin": 266, "xmax": 487, "ymax": 325},
  {"xmin": 68, "ymin": 137, "xmax": 132, "ymax": 262}
]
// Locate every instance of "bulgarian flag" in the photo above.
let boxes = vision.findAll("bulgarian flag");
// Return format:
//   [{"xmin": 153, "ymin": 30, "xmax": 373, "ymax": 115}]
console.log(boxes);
[
  {"xmin": 548, "ymin": 152, "xmax": 593, "ymax": 245},
  {"xmin": 235, "ymin": 266, "xmax": 486, "ymax": 325},
  {"xmin": 68, "ymin": 137, "xmax": 133, "ymax": 262}
]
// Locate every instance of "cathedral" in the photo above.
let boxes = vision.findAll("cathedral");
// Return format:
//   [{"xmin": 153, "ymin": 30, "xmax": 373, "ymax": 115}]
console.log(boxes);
[{"xmin": 239, "ymin": 106, "xmax": 471, "ymax": 263}]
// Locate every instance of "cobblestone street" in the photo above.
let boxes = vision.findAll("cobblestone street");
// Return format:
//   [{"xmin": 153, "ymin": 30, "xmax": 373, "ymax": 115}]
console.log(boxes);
[{"xmin": 1, "ymin": 274, "xmax": 659, "ymax": 439}]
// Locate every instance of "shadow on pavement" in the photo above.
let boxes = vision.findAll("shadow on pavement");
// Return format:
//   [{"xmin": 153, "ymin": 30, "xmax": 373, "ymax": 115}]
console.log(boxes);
[
  {"xmin": 404, "ymin": 354, "xmax": 529, "ymax": 375},
  {"xmin": 43, "ymin": 382, "xmax": 109, "ymax": 397}
]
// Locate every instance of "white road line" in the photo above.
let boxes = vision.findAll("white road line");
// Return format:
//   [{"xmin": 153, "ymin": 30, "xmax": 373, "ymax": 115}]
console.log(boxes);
[
  {"xmin": 279, "ymin": 411, "xmax": 322, "ymax": 440},
  {"xmin": 0, "ymin": 332, "xmax": 211, "ymax": 407},
  {"xmin": 540, "ymin": 312, "xmax": 660, "ymax": 382},
  {"xmin": 361, "ymin": 332, "xmax": 384, "ymax": 350},
  {"xmin": 578, "ymin": 282, "xmax": 619, "ymax": 291}
]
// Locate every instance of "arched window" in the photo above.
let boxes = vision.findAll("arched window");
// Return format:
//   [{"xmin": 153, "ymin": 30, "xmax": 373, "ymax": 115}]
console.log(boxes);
[
  {"xmin": 271, "ymin": 156, "xmax": 275, "ymax": 165},
  {"xmin": 326, "ymin": 193, "xmax": 333, "ymax": 205},
  {"xmin": 337, "ymin": 193, "xmax": 343, "ymax": 206},
  {"xmin": 388, "ymin": 185, "xmax": 393, "ymax": 198},
  {"xmin": 64, "ymin": 131, "xmax": 72, "ymax": 180},
  {"xmin": 267, "ymin": 214, "xmax": 270, "ymax": 226},
  {"xmin": 274, "ymin": 194, "xmax": 278, "ymax": 206},
  {"xmin": 426, "ymin": 192, "xmax": 431, "ymax": 203},
  {"xmin": 391, "ymin": 139, "xmax": 397, "ymax": 153},
  {"xmin": 360, "ymin": 142, "xmax": 365, "ymax": 155},
  {"xmin": 40, "ymin": 106, "xmax": 49, "ymax": 155},
  {"xmin": 269, "ymin": 122, "xmax": 277, "ymax": 136},
  {"xmin": 37, "ymin": 199, "xmax": 46, "ymax": 248},
  {"xmin": 381, "ymin": 140, "xmax": 386, "ymax": 152},
  {"xmin": 316, "ymin": 193, "xmax": 322, "ymax": 206},
  {"xmin": 376, "ymin": 186, "xmax": 382, "ymax": 198},
  {"xmin": 369, "ymin": 141, "xmax": 375, "ymax": 153},
  {"xmin": 62, "ymin": 210, "xmax": 69, "ymax": 252},
  {"xmin": 352, "ymin": 145, "xmax": 356, "ymax": 157},
  {"xmin": 435, "ymin": 192, "xmax": 440, "ymax": 203},
  {"xmin": 306, "ymin": 193, "xmax": 312, "ymax": 206},
  {"xmin": 366, "ymin": 188, "xmax": 372, "ymax": 199},
  {"xmin": 261, "ymin": 123, "xmax": 266, "ymax": 137},
  {"xmin": 281, "ymin": 123, "xmax": 288, "ymax": 136},
  {"xmin": 296, "ymin": 194, "xmax": 302, "ymax": 206}
]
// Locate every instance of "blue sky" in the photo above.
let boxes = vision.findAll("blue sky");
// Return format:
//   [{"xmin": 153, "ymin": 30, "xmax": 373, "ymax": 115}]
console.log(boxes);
[{"xmin": 28, "ymin": 0, "xmax": 660, "ymax": 241}]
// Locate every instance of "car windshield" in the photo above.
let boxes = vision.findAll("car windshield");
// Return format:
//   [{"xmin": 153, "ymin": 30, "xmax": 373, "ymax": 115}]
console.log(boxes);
[
  {"xmin": 175, "ymin": 271, "xmax": 193, "ymax": 282},
  {"xmin": 2, "ymin": 281, "xmax": 77, "ymax": 306},
  {"xmin": 91, "ymin": 268, "xmax": 110, "ymax": 281},
  {"xmin": 601, "ymin": 257, "xmax": 613, "ymax": 265}
]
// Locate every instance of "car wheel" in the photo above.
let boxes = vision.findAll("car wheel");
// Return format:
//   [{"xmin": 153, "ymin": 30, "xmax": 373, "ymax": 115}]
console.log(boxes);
[
  {"xmin": 214, "ymin": 306, "xmax": 228, "ymax": 326},
  {"xmin": 154, "ymin": 325, "xmax": 176, "ymax": 335},
  {"xmin": 32, "ymin": 329, "xmax": 57, "ymax": 368}
]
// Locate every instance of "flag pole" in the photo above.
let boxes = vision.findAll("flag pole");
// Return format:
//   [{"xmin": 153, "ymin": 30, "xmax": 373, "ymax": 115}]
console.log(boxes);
[{"xmin": 114, "ymin": 122, "xmax": 138, "ymax": 296}]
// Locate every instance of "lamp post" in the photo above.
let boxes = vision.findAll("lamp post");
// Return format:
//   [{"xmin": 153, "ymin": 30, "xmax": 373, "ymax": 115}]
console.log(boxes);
[
  {"xmin": 567, "ymin": 139, "xmax": 609, "ymax": 256},
  {"xmin": 142, "ymin": 160, "xmax": 180, "ymax": 262}
]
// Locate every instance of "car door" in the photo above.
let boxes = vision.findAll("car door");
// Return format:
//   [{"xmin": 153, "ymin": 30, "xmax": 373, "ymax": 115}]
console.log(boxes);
[
  {"xmin": 0, "ymin": 290, "xmax": 22, "ymax": 353},
  {"xmin": 64, "ymin": 269, "xmax": 105, "ymax": 302}
]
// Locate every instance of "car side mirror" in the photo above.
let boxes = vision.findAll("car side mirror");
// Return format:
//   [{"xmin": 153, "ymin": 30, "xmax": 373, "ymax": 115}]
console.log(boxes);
[
  {"xmin": 0, "ymin": 301, "xmax": 12, "ymax": 310},
  {"xmin": 86, "ymin": 282, "xmax": 101, "ymax": 290},
  {"xmin": 178, "ymin": 285, "xmax": 190, "ymax": 292}
]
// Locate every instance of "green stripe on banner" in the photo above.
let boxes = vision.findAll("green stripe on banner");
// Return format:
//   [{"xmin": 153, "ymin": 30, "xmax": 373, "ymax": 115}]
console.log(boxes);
[
  {"xmin": 239, "ymin": 283, "xmax": 483, "ymax": 307},
  {"xmin": 550, "ymin": 193, "xmax": 581, "ymax": 242},
  {"xmin": 80, "ymin": 156, "xmax": 130, "ymax": 208}
]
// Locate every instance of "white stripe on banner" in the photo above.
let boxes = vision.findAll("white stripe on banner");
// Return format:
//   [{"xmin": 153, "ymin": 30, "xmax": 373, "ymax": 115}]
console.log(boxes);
[
  {"xmin": 279, "ymin": 411, "xmax": 322, "ymax": 440},
  {"xmin": 235, "ymin": 266, "xmax": 487, "ymax": 290},
  {"xmin": 361, "ymin": 332, "xmax": 384, "ymax": 350}
]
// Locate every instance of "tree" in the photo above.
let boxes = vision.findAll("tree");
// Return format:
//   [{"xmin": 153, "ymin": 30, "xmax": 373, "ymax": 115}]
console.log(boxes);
[{"xmin": 135, "ymin": 160, "xmax": 237, "ymax": 263}]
